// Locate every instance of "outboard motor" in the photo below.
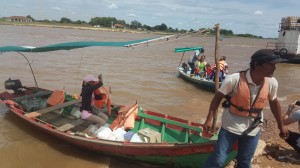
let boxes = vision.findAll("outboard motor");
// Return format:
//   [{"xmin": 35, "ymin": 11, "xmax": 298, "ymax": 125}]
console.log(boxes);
[
  {"xmin": 182, "ymin": 62, "xmax": 189, "ymax": 73},
  {"xmin": 5, "ymin": 78, "xmax": 23, "ymax": 94}
]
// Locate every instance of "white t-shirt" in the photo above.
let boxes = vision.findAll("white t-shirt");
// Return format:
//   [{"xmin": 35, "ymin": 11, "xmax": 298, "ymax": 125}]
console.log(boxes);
[
  {"xmin": 188, "ymin": 50, "xmax": 200, "ymax": 63},
  {"xmin": 219, "ymin": 70, "xmax": 278, "ymax": 136}
]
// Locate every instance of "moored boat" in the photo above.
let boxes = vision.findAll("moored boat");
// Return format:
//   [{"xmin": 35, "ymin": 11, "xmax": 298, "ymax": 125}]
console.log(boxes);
[
  {"xmin": 175, "ymin": 47, "xmax": 222, "ymax": 92},
  {"xmin": 0, "ymin": 78, "xmax": 237, "ymax": 167},
  {"xmin": 177, "ymin": 67, "xmax": 221, "ymax": 93},
  {"xmin": 0, "ymin": 41, "xmax": 237, "ymax": 167}
]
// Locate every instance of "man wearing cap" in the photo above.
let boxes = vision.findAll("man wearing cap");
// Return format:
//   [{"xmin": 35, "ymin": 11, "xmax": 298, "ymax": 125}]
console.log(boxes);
[
  {"xmin": 80, "ymin": 74, "xmax": 108, "ymax": 127},
  {"xmin": 203, "ymin": 49, "xmax": 289, "ymax": 168}
]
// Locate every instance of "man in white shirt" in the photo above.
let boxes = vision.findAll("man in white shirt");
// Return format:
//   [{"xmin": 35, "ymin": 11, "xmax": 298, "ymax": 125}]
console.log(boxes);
[{"xmin": 203, "ymin": 49, "xmax": 289, "ymax": 168}]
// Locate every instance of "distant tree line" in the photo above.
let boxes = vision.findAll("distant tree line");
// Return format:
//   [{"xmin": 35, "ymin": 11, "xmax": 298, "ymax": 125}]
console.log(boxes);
[{"xmin": 23, "ymin": 15, "xmax": 262, "ymax": 38}]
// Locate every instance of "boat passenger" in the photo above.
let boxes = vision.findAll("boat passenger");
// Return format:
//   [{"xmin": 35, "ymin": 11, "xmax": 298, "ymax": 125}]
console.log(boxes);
[
  {"xmin": 221, "ymin": 56, "xmax": 229, "ymax": 78},
  {"xmin": 195, "ymin": 55, "xmax": 207, "ymax": 77},
  {"xmin": 188, "ymin": 49, "xmax": 204, "ymax": 75},
  {"xmin": 203, "ymin": 49, "xmax": 288, "ymax": 168},
  {"xmin": 80, "ymin": 74, "xmax": 108, "ymax": 128},
  {"xmin": 210, "ymin": 56, "xmax": 228, "ymax": 81},
  {"xmin": 282, "ymin": 101, "xmax": 300, "ymax": 153},
  {"xmin": 205, "ymin": 63, "xmax": 213, "ymax": 78}
]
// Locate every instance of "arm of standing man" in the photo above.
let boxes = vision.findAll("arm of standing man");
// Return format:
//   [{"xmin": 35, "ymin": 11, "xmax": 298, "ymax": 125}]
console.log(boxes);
[
  {"xmin": 269, "ymin": 98, "xmax": 289, "ymax": 139},
  {"xmin": 203, "ymin": 91, "xmax": 225, "ymax": 133}
]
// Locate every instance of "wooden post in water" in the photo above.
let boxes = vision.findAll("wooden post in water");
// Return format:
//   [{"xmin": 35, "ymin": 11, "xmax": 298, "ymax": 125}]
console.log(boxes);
[{"xmin": 211, "ymin": 24, "xmax": 220, "ymax": 133}]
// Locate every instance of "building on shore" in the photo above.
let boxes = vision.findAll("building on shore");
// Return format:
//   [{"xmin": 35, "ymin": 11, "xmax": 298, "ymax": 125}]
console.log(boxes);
[
  {"xmin": 4, "ymin": 16, "xmax": 33, "ymax": 22},
  {"xmin": 112, "ymin": 24, "xmax": 125, "ymax": 29}
]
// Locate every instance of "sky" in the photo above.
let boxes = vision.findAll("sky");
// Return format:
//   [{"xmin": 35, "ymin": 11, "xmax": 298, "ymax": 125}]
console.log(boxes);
[{"xmin": 1, "ymin": 0, "xmax": 300, "ymax": 38}]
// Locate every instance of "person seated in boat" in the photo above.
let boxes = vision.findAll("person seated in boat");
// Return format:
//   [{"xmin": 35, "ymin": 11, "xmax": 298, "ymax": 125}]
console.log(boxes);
[
  {"xmin": 188, "ymin": 48, "xmax": 204, "ymax": 76},
  {"xmin": 195, "ymin": 55, "xmax": 207, "ymax": 77},
  {"xmin": 210, "ymin": 56, "xmax": 227, "ymax": 81},
  {"xmin": 194, "ymin": 60, "xmax": 200, "ymax": 77},
  {"xmin": 205, "ymin": 63, "xmax": 213, "ymax": 79},
  {"xmin": 80, "ymin": 74, "xmax": 108, "ymax": 128},
  {"xmin": 221, "ymin": 56, "xmax": 229, "ymax": 78},
  {"xmin": 93, "ymin": 86, "xmax": 113, "ymax": 117},
  {"xmin": 181, "ymin": 62, "xmax": 189, "ymax": 73},
  {"xmin": 282, "ymin": 101, "xmax": 300, "ymax": 153}
]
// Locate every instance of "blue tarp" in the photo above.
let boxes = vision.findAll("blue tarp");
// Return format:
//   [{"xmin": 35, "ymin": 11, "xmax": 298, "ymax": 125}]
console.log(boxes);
[{"xmin": 174, "ymin": 46, "xmax": 204, "ymax": 53}]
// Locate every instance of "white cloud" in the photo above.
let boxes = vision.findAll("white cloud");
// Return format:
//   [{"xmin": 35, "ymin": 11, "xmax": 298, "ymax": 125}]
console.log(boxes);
[
  {"xmin": 254, "ymin": 10, "xmax": 263, "ymax": 15},
  {"xmin": 155, "ymin": 13, "xmax": 164, "ymax": 17},
  {"xmin": 2, "ymin": 0, "xmax": 300, "ymax": 38},
  {"xmin": 52, "ymin": 7, "xmax": 62, "ymax": 11},
  {"xmin": 108, "ymin": 3, "xmax": 117, "ymax": 9},
  {"xmin": 127, "ymin": 13, "xmax": 136, "ymax": 17}
]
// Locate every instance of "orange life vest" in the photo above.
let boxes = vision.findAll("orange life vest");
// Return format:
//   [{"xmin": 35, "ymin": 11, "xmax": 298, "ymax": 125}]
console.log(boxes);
[
  {"xmin": 93, "ymin": 86, "xmax": 112, "ymax": 115},
  {"xmin": 213, "ymin": 60, "xmax": 226, "ymax": 71},
  {"xmin": 228, "ymin": 72, "xmax": 269, "ymax": 117},
  {"xmin": 109, "ymin": 102, "xmax": 138, "ymax": 131},
  {"xmin": 46, "ymin": 90, "xmax": 65, "ymax": 106}
]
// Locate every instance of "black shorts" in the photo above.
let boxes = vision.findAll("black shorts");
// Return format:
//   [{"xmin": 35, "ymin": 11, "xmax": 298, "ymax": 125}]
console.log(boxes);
[{"xmin": 285, "ymin": 130, "xmax": 300, "ymax": 153}]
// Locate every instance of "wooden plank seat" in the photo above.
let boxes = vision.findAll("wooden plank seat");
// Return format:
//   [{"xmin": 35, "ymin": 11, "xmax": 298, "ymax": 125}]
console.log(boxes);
[
  {"xmin": 70, "ymin": 120, "xmax": 94, "ymax": 132},
  {"xmin": 57, "ymin": 123, "xmax": 75, "ymax": 132},
  {"xmin": 38, "ymin": 99, "xmax": 81, "ymax": 115},
  {"xmin": 24, "ymin": 99, "xmax": 81, "ymax": 119},
  {"xmin": 13, "ymin": 90, "xmax": 53, "ymax": 102}
]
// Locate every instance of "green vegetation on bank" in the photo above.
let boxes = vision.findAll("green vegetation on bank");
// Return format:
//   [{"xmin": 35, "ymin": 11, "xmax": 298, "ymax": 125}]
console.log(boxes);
[{"xmin": 1, "ymin": 15, "xmax": 264, "ymax": 38}]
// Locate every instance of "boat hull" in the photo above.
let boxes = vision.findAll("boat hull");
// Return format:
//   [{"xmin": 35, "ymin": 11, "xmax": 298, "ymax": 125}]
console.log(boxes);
[
  {"xmin": 177, "ymin": 67, "xmax": 221, "ymax": 92},
  {"xmin": 0, "ymin": 88, "xmax": 236, "ymax": 168}
]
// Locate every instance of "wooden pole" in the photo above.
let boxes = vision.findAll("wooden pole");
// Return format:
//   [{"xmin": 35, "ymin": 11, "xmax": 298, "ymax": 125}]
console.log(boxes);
[
  {"xmin": 211, "ymin": 23, "xmax": 220, "ymax": 133},
  {"xmin": 178, "ymin": 52, "xmax": 185, "ymax": 68}
]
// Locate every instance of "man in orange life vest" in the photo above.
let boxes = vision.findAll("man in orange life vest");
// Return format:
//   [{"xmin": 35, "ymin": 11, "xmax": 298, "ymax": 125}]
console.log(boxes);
[{"xmin": 203, "ymin": 49, "xmax": 289, "ymax": 168}]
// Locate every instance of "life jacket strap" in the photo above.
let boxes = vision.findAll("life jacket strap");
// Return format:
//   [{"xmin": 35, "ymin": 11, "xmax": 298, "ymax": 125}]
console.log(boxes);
[
  {"xmin": 224, "ymin": 96, "xmax": 263, "ymax": 114},
  {"xmin": 242, "ymin": 113, "xmax": 263, "ymax": 135}
]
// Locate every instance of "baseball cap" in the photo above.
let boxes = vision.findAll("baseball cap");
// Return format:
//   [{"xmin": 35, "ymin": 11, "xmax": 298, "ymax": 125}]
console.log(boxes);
[
  {"xmin": 250, "ymin": 49, "xmax": 286, "ymax": 64},
  {"xmin": 83, "ymin": 75, "xmax": 98, "ymax": 83}
]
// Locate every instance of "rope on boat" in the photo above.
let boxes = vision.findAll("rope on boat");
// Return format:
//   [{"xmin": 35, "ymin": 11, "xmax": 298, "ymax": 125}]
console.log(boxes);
[
  {"xmin": 0, "ymin": 51, "xmax": 39, "ymax": 89},
  {"xmin": 17, "ymin": 52, "xmax": 39, "ymax": 88}
]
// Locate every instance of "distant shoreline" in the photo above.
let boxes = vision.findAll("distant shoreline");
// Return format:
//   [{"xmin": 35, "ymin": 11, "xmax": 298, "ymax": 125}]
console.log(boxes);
[
  {"xmin": 1, "ymin": 21, "xmax": 274, "ymax": 40},
  {"xmin": 0, "ymin": 21, "xmax": 174, "ymax": 35}
]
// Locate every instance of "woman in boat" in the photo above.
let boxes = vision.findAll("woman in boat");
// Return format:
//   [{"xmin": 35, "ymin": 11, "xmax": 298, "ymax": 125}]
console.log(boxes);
[
  {"xmin": 195, "ymin": 55, "xmax": 207, "ymax": 77},
  {"xmin": 80, "ymin": 74, "xmax": 108, "ymax": 128},
  {"xmin": 282, "ymin": 101, "xmax": 300, "ymax": 153}
]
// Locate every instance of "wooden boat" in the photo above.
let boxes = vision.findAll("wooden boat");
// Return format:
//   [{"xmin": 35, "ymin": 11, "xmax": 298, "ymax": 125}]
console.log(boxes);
[
  {"xmin": 0, "ymin": 41, "xmax": 237, "ymax": 168},
  {"xmin": 175, "ymin": 47, "xmax": 222, "ymax": 92},
  {"xmin": 177, "ymin": 67, "xmax": 221, "ymax": 92},
  {"xmin": 0, "ymin": 82, "xmax": 237, "ymax": 168}
]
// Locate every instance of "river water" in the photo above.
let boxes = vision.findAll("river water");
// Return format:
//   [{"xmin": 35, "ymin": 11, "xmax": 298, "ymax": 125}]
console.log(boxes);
[{"xmin": 0, "ymin": 25, "xmax": 300, "ymax": 168}]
